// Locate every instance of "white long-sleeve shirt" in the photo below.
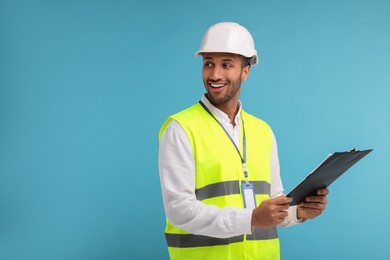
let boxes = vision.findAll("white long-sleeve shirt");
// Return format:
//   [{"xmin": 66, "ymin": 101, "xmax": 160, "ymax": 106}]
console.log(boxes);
[{"xmin": 158, "ymin": 95, "xmax": 301, "ymax": 239}]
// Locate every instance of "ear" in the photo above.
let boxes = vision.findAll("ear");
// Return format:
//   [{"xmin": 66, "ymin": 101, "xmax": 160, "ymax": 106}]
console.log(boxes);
[{"xmin": 241, "ymin": 65, "xmax": 251, "ymax": 81}]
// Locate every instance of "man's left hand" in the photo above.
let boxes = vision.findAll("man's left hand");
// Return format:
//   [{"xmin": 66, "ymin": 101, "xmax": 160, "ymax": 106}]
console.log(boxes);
[{"xmin": 297, "ymin": 188, "xmax": 329, "ymax": 219}]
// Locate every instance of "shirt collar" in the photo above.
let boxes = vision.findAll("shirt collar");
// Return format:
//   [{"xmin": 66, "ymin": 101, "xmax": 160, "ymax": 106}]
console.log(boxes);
[{"xmin": 200, "ymin": 94, "xmax": 242, "ymax": 126}]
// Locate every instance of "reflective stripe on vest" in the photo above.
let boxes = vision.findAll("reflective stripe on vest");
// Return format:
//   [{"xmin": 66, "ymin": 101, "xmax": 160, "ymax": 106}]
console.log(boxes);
[
  {"xmin": 159, "ymin": 103, "xmax": 280, "ymax": 260},
  {"xmin": 165, "ymin": 228, "xmax": 278, "ymax": 248},
  {"xmin": 196, "ymin": 180, "xmax": 270, "ymax": 201}
]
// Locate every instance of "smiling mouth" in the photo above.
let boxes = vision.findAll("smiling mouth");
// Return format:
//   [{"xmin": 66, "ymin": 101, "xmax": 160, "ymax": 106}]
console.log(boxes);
[{"xmin": 209, "ymin": 83, "xmax": 227, "ymax": 89}]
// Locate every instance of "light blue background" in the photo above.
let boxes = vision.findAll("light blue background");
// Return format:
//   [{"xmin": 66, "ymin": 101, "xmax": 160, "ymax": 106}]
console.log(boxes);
[{"xmin": 1, "ymin": 0, "xmax": 389, "ymax": 259}]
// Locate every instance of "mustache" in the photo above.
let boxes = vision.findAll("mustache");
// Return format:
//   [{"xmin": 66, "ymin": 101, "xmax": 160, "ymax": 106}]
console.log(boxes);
[{"xmin": 207, "ymin": 79, "xmax": 228, "ymax": 83}]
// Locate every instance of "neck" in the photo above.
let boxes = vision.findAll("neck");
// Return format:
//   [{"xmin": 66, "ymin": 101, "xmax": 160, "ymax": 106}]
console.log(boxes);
[
  {"xmin": 206, "ymin": 95, "xmax": 240, "ymax": 126},
  {"xmin": 220, "ymin": 103, "xmax": 239, "ymax": 126}
]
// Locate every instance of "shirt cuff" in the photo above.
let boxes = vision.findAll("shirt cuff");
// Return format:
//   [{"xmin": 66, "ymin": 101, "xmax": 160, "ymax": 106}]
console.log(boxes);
[
  {"xmin": 235, "ymin": 208, "xmax": 254, "ymax": 235},
  {"xmin": 287, "ymin": 205, "xmax": 306, "ymax": 223}
]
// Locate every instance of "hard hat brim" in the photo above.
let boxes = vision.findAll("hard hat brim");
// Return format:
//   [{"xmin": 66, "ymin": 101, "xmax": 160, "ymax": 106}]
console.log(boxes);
[{"xmin": 194, "ymin": 50, "xmax": 258, "ymax": 66}]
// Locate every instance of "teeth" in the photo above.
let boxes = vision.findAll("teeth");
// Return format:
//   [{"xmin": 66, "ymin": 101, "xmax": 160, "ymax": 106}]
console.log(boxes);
[{"xmin": 210, "ymin": 83, "xmax": 225, "ymax": 88}]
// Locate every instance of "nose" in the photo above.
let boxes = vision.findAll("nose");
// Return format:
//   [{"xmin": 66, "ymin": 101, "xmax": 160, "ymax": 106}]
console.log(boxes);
[{"xmin": 209, "ymin": 65, "xmax": 223, "ymax": 81}]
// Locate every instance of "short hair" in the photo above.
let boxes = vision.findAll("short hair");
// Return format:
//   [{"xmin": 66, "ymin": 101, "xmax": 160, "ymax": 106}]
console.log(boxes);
[{"xmin": 240, "ymin": 56, "xmax": 251, "ymax": 68}]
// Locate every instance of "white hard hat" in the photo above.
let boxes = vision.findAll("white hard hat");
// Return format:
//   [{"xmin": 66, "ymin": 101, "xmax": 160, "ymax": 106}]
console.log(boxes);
[{"xmin": 195, "ymin": 22, "xmax": 258, "ymax": 66}]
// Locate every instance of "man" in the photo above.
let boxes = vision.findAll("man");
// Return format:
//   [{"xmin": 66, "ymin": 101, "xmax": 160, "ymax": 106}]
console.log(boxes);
[{"xmin": 158, "ymin": 22, "xmax": 328, "ymax": 260}]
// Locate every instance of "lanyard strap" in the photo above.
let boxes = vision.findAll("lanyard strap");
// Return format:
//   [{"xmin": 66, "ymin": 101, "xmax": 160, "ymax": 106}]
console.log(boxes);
[{"xmin": 199, "ymin": 101, "xmax": 249, "ymax": 182}]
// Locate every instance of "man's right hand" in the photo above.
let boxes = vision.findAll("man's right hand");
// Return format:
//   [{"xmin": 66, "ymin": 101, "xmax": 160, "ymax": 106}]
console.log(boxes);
[{"xmin": 251, "ymin": 196, "xmax": 293, "ymax": 229}]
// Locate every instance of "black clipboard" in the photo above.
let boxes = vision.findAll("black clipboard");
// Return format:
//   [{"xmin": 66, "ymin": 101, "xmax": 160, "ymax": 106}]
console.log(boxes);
[{"xmin": 287, "ymin": 148, "xmax": 373, "ymax": 206}]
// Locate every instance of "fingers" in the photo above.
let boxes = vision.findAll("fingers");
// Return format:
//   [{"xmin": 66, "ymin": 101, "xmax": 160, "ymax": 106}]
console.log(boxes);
[
  {"xmin": 303, "ymin": 188, "xmax": 329, "ymax": 204},
  {"xmin": 297, "ymin": 206, "xmax": 323, "ymax": 219},
  {"xmin": 271, "ymin": 196, "xmax": 292, "ymax": 211},
  {"xmin": 305, "ymin": 195, "xmax": 327, "ymax": 204},
  {"xmin": 268, "ymin": 197, "xmax": 292, "ymax": 220},
  {"xmin": 302, "ymin": 195, "xmax": 327, "ymax": 210},
  {"xmin": 273, "ymin": 196, "xmax": 293, "ymax": 205},
  {"xmin": 297, "ymin": 203, "xmax": 325, "ymax": 219},
  {"xmin": 266, "ymin": 209, "xmax": 289, "ymax": 225},
  {"xmin": 300, "ymin": 201, "xmax": 326, "ymax": 211},
  {"xmin": 317, "ymin": 188, "xmax": 329, "ymax": 196},
  {"xmin": 297, "ymin": 189, "xmax": 330, "ymax": 219},
  {"xmin": 252, "ymin": 196, "xmax": 293, "ymax": 228}
]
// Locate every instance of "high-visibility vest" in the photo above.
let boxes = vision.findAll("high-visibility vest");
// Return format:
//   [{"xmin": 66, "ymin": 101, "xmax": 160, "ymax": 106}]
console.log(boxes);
[{"xmin": 159, "ymin": 103, "xmax": 280, "ymax": 260}]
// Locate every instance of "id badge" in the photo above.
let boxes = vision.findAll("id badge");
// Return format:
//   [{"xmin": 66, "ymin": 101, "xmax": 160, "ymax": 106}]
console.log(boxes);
[{"xmin": 242, "ymin": 182, "xmax": 257, "ymax": 209}]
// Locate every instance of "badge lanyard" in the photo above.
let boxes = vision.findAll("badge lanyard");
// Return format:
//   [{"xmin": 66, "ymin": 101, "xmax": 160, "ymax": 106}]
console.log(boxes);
[
  {"xmin": 199, "ymin": 101, "xmax": 257, "ymax": 209},
  {"xmin": 199, "ymin": 101, "xmax": 249, "ymax": 184}
]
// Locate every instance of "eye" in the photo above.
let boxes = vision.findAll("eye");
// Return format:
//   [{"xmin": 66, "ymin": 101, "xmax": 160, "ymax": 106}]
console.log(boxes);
[
  {"xmin": 204, "ymin": 62, "xmax": 213, "ymax": 68},
  {"xmin": 223, "ymin": 63, "xmax": 232, "ymax": 68}
]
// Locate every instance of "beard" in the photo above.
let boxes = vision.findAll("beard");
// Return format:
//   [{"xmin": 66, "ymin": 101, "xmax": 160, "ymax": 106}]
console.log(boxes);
[{"xmin": 204, "ymin": 75, "xmax": 243, "ymax": 107}]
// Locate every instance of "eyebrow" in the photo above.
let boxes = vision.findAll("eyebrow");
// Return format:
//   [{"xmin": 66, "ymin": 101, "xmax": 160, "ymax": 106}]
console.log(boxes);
[{"xmin": 203, "ymin": 57, "xmax": 236, "ymax": 62}]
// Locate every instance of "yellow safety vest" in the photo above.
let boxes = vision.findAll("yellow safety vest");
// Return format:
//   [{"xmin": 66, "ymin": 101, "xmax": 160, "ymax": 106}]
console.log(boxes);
[{"xmin": 159, "ymin": 103, "xmax": 280, "ymax": 260}]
